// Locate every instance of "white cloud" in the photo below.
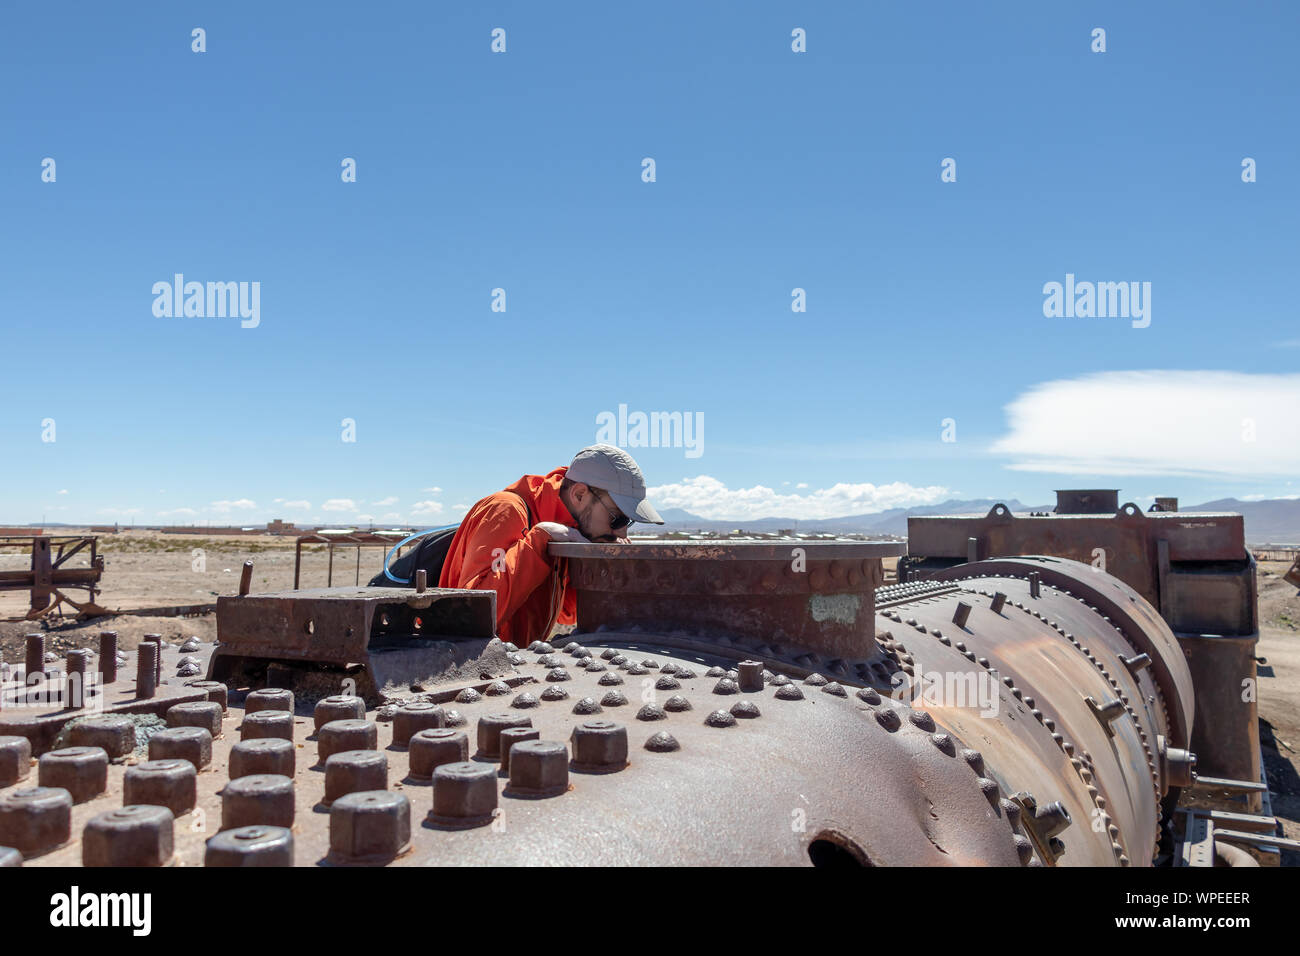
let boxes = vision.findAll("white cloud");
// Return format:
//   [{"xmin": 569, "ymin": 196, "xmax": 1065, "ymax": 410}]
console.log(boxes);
[
  {"xmin": 355, "ymin": 513, "xmax": 375, "ymax": 522},
  {"xmin": 98, "ymin": 507, "xmax": 142, "ymax": 516},
  {"xmin": 210, "ymin": 499, "xmax": 257, "ymax": 513},
  {"xmin": 992, "ymin": 371, "xmax": 1300, "ymax": 478},
  {"xmin": 158, "ymin": 507, "xmax": 199, "ymax": 517},
  {"xmin": 372, "ymin": 496, "xmax": 398, "ymax": 507},
  {"xmin": 422, "ymin": 486, "xmax": 442, "ymax": 494},
  {"xmin": 273, "ymin": 498, "xmax": 284, "ymax": 504},
  {"xmin": 282, "ymin": 500, "xmax": 311, "ymax": 510},
  {"xmin": 647, "ymin": 475, "xmax": 950, "ymax": 520},
  {"xmin": 411, "ymin": 500, "xmax": 444, "ymax": 516},
  {"xmin": 1242, "ymin": 493, "xmax": 1300, "ymax": 501},
  {"xmin": 380, "ymin": 512, "xmax": 401, "ymax": 522},
  {"xmin": 322, "ymin": 499, "xmax": 357, "ymax": 512},
  {"xmin": 795, "ymin": 482, "xmax": 809, "ymax": 489},
  {"xmin": 57, "ymin": 489, "xmax": 68, "ymax": 495}
]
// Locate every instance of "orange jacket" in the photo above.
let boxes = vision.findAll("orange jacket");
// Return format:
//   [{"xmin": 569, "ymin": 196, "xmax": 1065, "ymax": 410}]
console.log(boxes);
[{"xmin": 438, "ymin": 467, "xmax": 578, "ymax": 646}]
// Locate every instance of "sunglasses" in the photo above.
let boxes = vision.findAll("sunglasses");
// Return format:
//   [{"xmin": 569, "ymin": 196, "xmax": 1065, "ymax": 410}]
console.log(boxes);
[{"xmin": 591, "ymin": 488, "xmax": 633, "ymax": 530}]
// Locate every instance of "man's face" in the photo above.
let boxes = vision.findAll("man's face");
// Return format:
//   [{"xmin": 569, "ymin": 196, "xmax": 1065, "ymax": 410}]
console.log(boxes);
[{"xmin": 574, "ymin": 485, "xmax": 629, "ymax": 543}]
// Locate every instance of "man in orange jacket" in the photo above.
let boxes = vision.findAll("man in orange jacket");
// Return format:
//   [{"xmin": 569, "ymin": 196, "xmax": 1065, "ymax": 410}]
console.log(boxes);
[{"xmin": 438, "ymin": 444, "xmax": 664, "ymax": 646}]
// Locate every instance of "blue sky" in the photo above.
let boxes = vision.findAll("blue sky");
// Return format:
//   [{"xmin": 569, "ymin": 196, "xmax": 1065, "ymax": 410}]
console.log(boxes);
[{"xmin": 2, "ymin": 2, "xmax": 1298, "ymax": 527}]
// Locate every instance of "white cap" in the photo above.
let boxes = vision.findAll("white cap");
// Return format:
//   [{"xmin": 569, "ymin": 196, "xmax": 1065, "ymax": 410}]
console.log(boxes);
[{"xmin": 566, "ymin": 444, "xmax": 664, "ymax": 525}]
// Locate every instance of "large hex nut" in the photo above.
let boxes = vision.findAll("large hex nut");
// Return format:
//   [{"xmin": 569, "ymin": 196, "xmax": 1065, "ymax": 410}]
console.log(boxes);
[
  {"xmin": 204, "ymin": 825, "xmax": 294, "ymax": 867},
  {"xmin": 82, "ymin": 805, "xmax": 175, "ymax": 867},
  {"xmin": 498, "ymin": 727, "xmax": 540, "ymax": 772},
  {"xmin": 185, "ymin": 680, "xmax": 229, "ymax": 712},
  {"xmin": 506, "ymin": 741, "xmax": 569, "ymax": 798},
  {"xmin": 229, "ymin": 738, "xmax": 296, "ymax": 779},
  {"xmin": 148, "ymin": 727, "xmax": 213, "ymax": 770},
  {"xmin": 430, "ymin": 762, "xmax": 498, "ymax": 828},
  {"xmin": 167, "ymin": 701, "xmax": 224, "ymax": 737},
  {"xmin": 392, "ymin": 702, "xmax": 445, "ymax": 746},
  {"xmin": 329, "ymin": 791, "xmax": 411, "ymax": 863},
  {"xmin": 475, "ymin": 713, "xmax": 532, "ymax": 759},
  {"xmin": 220, "ymin": 774, "xmax": 295, "ymax": 830},
  {"xmin": 408, "ymin": 729, "xmax": 468, "ymax": 779},
  {"xmin": 0, "ymin": 787, "xmax": 73, "ymax": 856},
  {"xmin": 240, "ymin": 711, "xmax": 294, "ymax": 742},
  {"xmin": 124, "ymin": 760, "xmax": 197, "ymax": 816},
  {"xmin": 313, "ymin": 695, "xmax": 365, "ymax": 731},
  {"xmin": 245, "ymin": 688, "xmax": 294, "ymax": 713},
  {"xmin": 37, "ymin": 747, "xmax": 108, "ymax": 803},
  {"xmin": 570, "ymin": 721, "xmax": 629, "ymax": 773},
  {"xmin": 68, "ymin": 715, "xmax": 136, "ymax": 758},
  {"xmin": 317, "ymin": 719, "xmax": 377, "ymax": 763},
  {"xmin": 81, "ymin": 806, "xmax": 174, "ymax": 868},
  {"xmin": 323, "ymin": 750, "xmax": 388, "ymax": 807},
  {"xmin": 0, "ymin": 736, "xmax": 33, "ymax": 787}
]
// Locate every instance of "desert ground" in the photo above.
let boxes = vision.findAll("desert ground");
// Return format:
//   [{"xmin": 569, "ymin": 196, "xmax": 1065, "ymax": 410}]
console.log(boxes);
[{"xmin": 2, "ymin": 529, "xmax": 1297, "ymax": 863}]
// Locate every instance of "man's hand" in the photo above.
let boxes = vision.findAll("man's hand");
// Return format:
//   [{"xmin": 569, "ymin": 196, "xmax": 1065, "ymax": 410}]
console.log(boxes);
[{"xmin": 536, "ymin": 521, "xmax": 589, "ymax": 543}]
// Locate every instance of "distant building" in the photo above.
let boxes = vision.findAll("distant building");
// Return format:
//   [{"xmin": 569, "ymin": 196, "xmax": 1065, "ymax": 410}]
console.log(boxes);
[{"xmin": 267, "ymin": 519, "xmax": 296, "ymax": 534}]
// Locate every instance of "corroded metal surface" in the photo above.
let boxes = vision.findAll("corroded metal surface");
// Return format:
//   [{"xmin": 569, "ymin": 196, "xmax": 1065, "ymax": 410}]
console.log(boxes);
[
  {"xmin": 903, "ymin": 498, "xmax": 1260, "ymax": 799},
  {"xmin": 553, "ymin": 540, "xmax": 904, "ymax": 661},
  {"xmin": 210, "ymin": 586, "xmax": 503, "ymax": 701}
]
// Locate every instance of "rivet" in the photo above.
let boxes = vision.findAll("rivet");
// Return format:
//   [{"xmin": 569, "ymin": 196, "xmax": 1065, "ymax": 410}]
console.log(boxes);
[
  {"xmin": 705, "ymin": 710, "xmax": 738, "ymax": 728},
  {"xmin": 730, "ymin": 700, "xmax": 761, "ymax": 719},
  {"xmin": 598, "ymin": 672, "xmax": 624, "ymax": 686},
  {"xmin": 977, "ymin": 777, "xmax": 999, "ymax": 803},
  {"xmin": 511, "ymin": 692, "xmax": 540, "ymax": 709},
  {"xmin": 712, "ymin": 678, "xmax": 739, "ymax": 695},
  {"xmin": 456, "ymin": 687, "xmax": 483, "ymax": 702},
  {"xmin": 931, "ymin": 733, "xmax": 956, "ymax": 756},
  {"xmin": 963, "ymin": 750, "xmax": 985, "ymax": 774},
  {"xmin": 655, "ymin": 675, "xmax": 681, "ymax": 691},
  {"xmin": 540, "ymin": 686, "xmax": 569, "ymax": 701},
  {"xmin": 909, "ymin": 711, "xmax": 936, "ymax": 731},
  {"xmin": 856, "ymin": 687, "xmax": 881, "ymax": 704},
  {"xmin": 572, "ymin": 696, "xmax": 603, "ymax": 715},
  {"xmin": 600, "ymin": 691, "xmax": 629, "ymax": 708},
  {"xmin": 484, "ymin": 680, "xmax": 512, "ymax": 696},
  {"xmin": 644, "ymin": 732, "xmax": 680, "ymax": 753},
  {"xmin": 803, "ymin": 673, "xmax": 829, "ymax": 687},
  {"xmin": 875, "ymin": 709, "xmax": 901, "ymax": 731},
  {"xmin": 774, "ymin": 685, "xmax": 805, "ymax": 701},
  {"xmin": 636, "ymin": 703, "xmax": 667, "ymax": 721},
  {"xmin": 545, "ymin": 669, "xmax": 572, "ymax": 683}
]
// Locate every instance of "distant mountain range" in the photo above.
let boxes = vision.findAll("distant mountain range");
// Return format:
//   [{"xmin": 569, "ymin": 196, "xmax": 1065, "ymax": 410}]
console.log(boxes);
[
  {"xmin": 657, "ymin": 497, "xmax": 1300, "ymax": 545},
  {"xmin": 18, "ymin": 497, "xmax": 1300, "ymax": 545}
]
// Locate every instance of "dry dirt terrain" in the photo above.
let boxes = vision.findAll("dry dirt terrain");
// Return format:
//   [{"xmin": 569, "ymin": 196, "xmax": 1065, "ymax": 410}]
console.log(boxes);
[{"xmin": 3, "ymin": 532, "xmax": 1297, "ymax": 864}]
